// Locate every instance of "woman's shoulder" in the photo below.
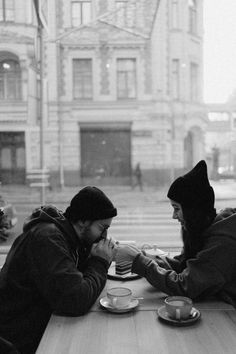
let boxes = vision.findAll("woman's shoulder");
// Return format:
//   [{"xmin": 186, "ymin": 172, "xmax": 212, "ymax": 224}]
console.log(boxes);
[{"xmin": 205, "ymin": 209, "xmax": 236, "ymax": 245}]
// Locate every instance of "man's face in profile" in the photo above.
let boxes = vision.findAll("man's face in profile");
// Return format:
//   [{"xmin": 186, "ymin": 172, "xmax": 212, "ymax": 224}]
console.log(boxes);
[{"xmin": 81, "ymin": 218, "xmax": 113, "ymax": 247}]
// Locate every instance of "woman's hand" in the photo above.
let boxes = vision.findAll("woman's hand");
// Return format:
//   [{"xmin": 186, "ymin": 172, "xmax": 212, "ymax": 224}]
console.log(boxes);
[{"xmin": 115, "ymin": 245, "xmax": 141, "ymax": 263}]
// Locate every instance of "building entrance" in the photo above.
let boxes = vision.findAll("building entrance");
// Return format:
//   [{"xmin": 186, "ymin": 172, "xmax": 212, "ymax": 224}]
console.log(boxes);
[
  {"xmin": 0, "ymin": 132, "xmax": 25, "ymax": 184},
  {"xmin": 80, "ymin": 125, "xmax": 131, "ymax": 185}
]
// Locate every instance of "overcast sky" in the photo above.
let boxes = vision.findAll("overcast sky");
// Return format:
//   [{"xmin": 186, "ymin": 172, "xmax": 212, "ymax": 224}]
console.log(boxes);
[{"xmin": 203, "ymin": 0, "xmax": 236, "ymax": 103}]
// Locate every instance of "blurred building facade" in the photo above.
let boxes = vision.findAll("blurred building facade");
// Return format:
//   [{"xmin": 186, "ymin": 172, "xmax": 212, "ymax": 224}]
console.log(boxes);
[
  {"xmin": 206, "ymin": 103, "xmax": 236, "ymax": 179},
  {"xmin": 0, "ymin": 0, "xmax": 207, "ymax": 186}
]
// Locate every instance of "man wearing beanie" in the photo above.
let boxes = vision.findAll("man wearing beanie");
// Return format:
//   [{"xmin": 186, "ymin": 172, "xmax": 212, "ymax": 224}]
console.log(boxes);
[
  {"xmin": 0, "ymin": 186, "xmax": 117, "ymax": 354},
  {"xmin": 117, "ymin": 160, "xmax": 236, "ymax": 308}
]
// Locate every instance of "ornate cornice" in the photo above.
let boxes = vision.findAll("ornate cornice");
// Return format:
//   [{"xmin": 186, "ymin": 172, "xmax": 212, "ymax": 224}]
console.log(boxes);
[
  {"xmin": 0, "ymin": 29, "xmax": 34, "ymax": 44},
  {"xmin": 60, "ymin": 21, "xmax": 147, "ymax": 47}
]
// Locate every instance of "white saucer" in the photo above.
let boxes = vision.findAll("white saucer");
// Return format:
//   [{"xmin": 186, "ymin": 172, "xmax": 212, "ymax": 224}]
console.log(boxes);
[
  {"xmin": 157, "ymin": 306, "xmax": 201, "ymax": 326},
  {"xmin": 100, "ymin": 297, "xmax": 139, "ymax": 313}
]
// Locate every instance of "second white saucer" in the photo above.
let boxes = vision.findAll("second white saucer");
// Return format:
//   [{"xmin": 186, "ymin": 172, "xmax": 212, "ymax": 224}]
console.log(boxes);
[{"xmin": 100, "ymin": 297, "xmax": 139, "ymax": 313}]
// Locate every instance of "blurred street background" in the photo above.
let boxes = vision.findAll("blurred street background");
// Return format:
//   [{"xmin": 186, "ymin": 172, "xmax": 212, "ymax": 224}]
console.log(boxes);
[{"xmin": 1, "ymin": 179, "xmax": 236, "ymax": 250}]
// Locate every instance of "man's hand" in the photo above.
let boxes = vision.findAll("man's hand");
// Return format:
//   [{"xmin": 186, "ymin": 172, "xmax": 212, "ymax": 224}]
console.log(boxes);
[
  {"xmin": 115, "ymin": 245, "xmax": 141, "ymax": 263},
  {"xmin": 90, "ymin": 238, "xmax": 117, "ymax": 264}
]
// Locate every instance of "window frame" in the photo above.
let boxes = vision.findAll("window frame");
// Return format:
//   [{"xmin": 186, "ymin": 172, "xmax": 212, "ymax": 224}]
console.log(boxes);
[
  {"xmin": 0, "ymin": 0, "xmax": 15, "ymax": 22},
  {"xmin": 171, "ymin": 0, "xmax": 179, "ymax": 29},
  {"xmin": 188, "ymin": 0, "xmax": 197, "ymax": 34},
  {"xmin": 172, "ymin": 59, "xmax": 180, "ymax": 100},
  {"xmin": 0, "ymin": 59, "xmax": 21, "ymax": 100},
  {"xmin": 116, "ymin": 58, "xmax": 137, "ymax": 100},
  {"xmin": 71, "ymin": 0, "xmax": 92, "ymax": 27},
  {"xmin": 115, "ymin": 0, "xmax": 128, "ymax": 9},
  {"xmin": 73, "ymin": 58, "xmax": 93, "ymax": 100},
  {"xmin": 190, "ymin": 62, "xmax": 199, "ymax": 102}
]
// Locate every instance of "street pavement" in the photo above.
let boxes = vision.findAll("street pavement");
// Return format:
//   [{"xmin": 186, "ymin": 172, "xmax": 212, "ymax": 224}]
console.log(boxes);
[
  {"xmin": 1, "ymin": 179, "xmax": 236, "ymax": 205},
  {"xmin": 1, "ymin": 180, "xmax": 236, "ymax": 252}
]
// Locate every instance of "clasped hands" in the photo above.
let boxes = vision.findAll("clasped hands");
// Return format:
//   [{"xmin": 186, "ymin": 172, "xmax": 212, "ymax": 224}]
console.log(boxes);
[
  {"xmin": 90, "ymin": 238, "xmax": 141, "ymax": 264},
  {"xmin": 114, "ymin": 243, "xmax": 141, "ymax": 263}
]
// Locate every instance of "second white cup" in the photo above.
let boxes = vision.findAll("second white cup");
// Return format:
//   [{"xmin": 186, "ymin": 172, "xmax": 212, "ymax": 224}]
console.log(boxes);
[{"xmin": 107, "ymin": 287, "xmax": 132, "ymax": 308}]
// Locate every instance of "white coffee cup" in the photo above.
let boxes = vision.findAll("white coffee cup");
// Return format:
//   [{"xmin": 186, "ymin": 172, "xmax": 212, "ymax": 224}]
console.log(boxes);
[
  {"xmin": 165, "ymin": 296, "xmax": 193, "ymax": 320},
  {"xmin": 107, "ymin": 287, "xmax": 132, "ymax": 308}
]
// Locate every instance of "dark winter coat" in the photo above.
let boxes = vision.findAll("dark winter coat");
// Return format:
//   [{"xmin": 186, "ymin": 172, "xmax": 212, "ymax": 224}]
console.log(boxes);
[
  {"xmin": 0, "ymin": 205, "xmax": 109, "ymax": 354},
  {"xmin": 133, "ymin": 210, "xmax": 236, "ymax": 306}
]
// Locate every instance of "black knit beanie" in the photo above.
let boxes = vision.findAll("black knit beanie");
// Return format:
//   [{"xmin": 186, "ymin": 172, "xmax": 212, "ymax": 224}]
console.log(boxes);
[
  {"xmin": 167, "ymin": 160, "xmax": 215, "ymax": 209},
  {"xmin": 64, "ymin": 186, "xmax": 117, "ymax": 222}
]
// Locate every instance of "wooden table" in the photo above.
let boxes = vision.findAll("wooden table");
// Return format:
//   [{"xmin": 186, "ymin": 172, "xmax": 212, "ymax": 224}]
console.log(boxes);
[{"xmin": 36, "ymin": 277, "xmax": 236, "ymax": 354}]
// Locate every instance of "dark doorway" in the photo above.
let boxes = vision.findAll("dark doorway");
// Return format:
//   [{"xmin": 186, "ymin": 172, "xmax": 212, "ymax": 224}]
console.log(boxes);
[
  {"xmin": 0, "ymin": 132, "xmax": 26, "ymax": 184},
  {"xmin": 80, "ymin": 126, "xmax": 131, "ymax": 185}
]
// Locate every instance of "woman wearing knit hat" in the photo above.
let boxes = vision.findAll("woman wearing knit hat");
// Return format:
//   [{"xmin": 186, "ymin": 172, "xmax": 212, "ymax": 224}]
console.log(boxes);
[
  {"xmin": 0, "ymin": 186, "xmax": 117, "ymax": 354},
  {"xmin": 117, "ymin": 160, "xmax": 236, "ymax": 307}
]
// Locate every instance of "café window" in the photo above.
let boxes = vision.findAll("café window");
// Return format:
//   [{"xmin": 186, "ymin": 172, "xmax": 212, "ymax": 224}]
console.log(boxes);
[
  {"xmin": 71, "ymin": 0, "xmax": 92, "ymax": 27},
  {"xmin": 172, "ymin": 59, "xmax": 180, "ymax": 100},
  {"xmin": 0, "ymin": 59, "xmax": 21, "ymax": 100},
  {"xmin": 73, "ymin": 58, "xmax": 93, "ymax": 99},
  {"xmin": 117, "ymin": 58, "xmax": 136, "ymax": 99},
  {"xmin": 0, "ymin": 0, "xmax": 15, "ymax": 21},
  {"xmin": 190, "ymin": 62, "xmax": 199, "ymax": 102},
  {"xmin": 188, "ymin": 0, "xmax": 197, "ymax": 34},
  {"xmin": 172, "ymin": 0, "xmax": 179, "ymax": 29}
]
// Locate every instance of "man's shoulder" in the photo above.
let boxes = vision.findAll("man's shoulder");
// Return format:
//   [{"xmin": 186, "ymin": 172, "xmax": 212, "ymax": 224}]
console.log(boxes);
[
  {"xmin": 34, "ymin": 220, "xmax": 59, "ymax": 231},
  {"xmin": 25, "ymin": 219, "xmax": 77, "ymax": 250},
  {"xmin": 31, "ymin": 220, "xmax": 66, "ymax": 239}
]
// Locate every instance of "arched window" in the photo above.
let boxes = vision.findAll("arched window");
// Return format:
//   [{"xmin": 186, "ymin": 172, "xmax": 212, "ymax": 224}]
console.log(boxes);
[
  {"xmin": 188, "ymin": 0, "xmax": 197, "ymax": 34},
  {"xmin": 0, "ymin": 55, "xmax": 21, "ymax": 100}
]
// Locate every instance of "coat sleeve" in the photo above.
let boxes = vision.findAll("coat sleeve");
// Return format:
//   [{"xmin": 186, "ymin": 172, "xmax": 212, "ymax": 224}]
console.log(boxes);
[
  {"xmin": 155, "ymin": 253, "xmax": 185, "ymax": 272},
  {"xmin": 142, "ymin": 254, "xmax": 181, "ymax": 272},
  {"xmin": 27, "ymin": 226, "xmax": 109, "ymax": 316},
  {"xmin": 132, "ymin": 242, "xmax": 234, "ymax": 299},
  {"xmin": 141, "ymin": 250, "xmax": 184, "ymax": 272}
]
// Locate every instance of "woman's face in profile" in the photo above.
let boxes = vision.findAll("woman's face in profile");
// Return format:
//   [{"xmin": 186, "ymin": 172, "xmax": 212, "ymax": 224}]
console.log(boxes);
[{"xmin": 170, "ymin": 200, "xmax": 186, "ymax": 230}]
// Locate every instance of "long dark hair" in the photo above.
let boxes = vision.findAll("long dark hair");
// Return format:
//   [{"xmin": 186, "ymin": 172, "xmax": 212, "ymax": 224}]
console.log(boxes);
[{"xmin": 179, "ymin": 206, "xmax": 217, "ymax": 269}]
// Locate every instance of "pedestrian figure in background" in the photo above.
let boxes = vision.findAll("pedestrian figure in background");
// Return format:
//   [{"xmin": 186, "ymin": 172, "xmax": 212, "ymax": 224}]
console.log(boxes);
[
  {"xmin": 0, "ymin": 194, "xmax": 17, "ymax": 242},
  {"xmin": 117, "ymin": 160, "xmax": 236, "ymax": 308},
  {"xmin": 212, "ymin": 146, "xmax": 220, "ymax": 180},
  {"xmin": 132, "ymin": 162, "xmax": 143, "ymax": 191},
  {"xmin": 0, "ymin": 186, "xmax": 117, "ymax": 354},
  {"xmin": 0, "ymin": 208, "xmax": 8, "ymax": 241}
]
